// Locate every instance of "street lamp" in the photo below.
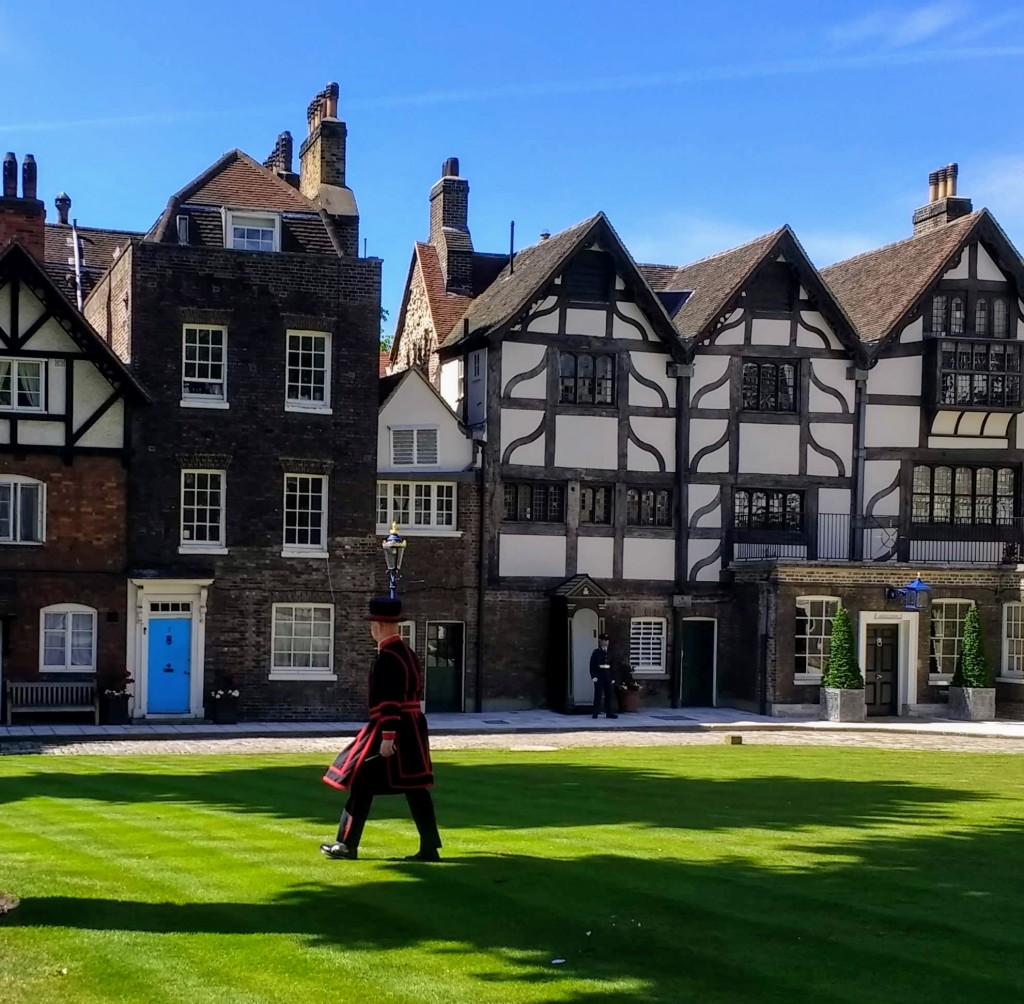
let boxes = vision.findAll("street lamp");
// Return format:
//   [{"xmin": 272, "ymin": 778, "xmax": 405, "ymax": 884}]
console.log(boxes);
[
  {"xmin": 382, "ymin": 521, "xmax": 407, "ymax": 599},
  {"xmin": 885, "ymin": 574, "xmax": 931, "ymax": 611}
]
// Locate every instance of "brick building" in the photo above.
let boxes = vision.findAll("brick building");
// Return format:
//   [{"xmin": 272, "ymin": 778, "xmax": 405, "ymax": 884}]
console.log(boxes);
[
  {"xmin": 0, "ymin": 153, "xmax": 147, "ymax": 717},
  {"xmin": 81, "ymin": 84, "xmax": 383, "ymax": 721},
  {"xmin": 391, "ymin": 159, "xmax": 1024, "ymax": 719}
]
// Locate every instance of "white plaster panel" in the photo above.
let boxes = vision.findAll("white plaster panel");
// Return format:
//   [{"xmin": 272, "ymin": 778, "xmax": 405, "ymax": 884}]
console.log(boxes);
[
  {"xmin": 690, "ymin": 356, "xmax": 730, "ymax": 408},
  {"xmin": 46, "ymin": 362, "xmax": 66, "ymax": 416},
  {"xmin": 799, "ymin": 287, "xmax": 808, "ymax": 299},
  {"xmin": 565, "ymin": 307, "xmax": 607, "ymax": 339},
  {"xmin": 554, "ymin": 415, "xmax": 618, "ymax": 469},
  {"xmin": 712, "ymin": 311, "xmax": 745, "ymax": 345},
  {"xmin": 502, "ymin": 341, "xmax": 547, "ymax": 399},
  {"xmin": 77, "ymin": 403, "xmax": 124, "ymax": 449},
  {"xmin": 0, "ymin": 419, "xmax": 8, "ymax": 444},
  {"xmin": 522, "ymin": 297, "xmax": 559, "ymax": 335},
  {"xmin": 577, "ymin": 536, "xmax": 614, "ymax": 579},
  {"xmin": 796, "ymin": 311, "xmax": 841, "ymax": 350},
  {"xmin": 612, "ymin": 301, "xmax": 657, "ymax": 342},
  {"xmin": 379, "ymin": 370, "xmax": 474, "ymax": 472},
  {"xmin": 739, "ymin": 423, "xmax": 799, "ymax": 474},
  {"xmin": 615, "ymin": 276, "xmax": 625, "ymax": 291},
  {"xmin": 18, "ymin": 421, "xmax": 63, "ymax": 446},
  {"xmin": 808, "ymin": 359, "xmax": 853, "ymax": 413},
  {"xmin": 71, "ymin": 361, "xmax": 112, "ymax": 427},
  {"xmin": 928, "ymin": 436, "xmax": 1008, "ymax": 449},
  {"xmin": 976, "ymin": 244, "xmax": 1005, "ymax": 281},
  {"xmin": 628, "ymin": 350, "xmax": 675, "ymax": 407},
  {"xmin": 863, "ymin": 460, "xmax": 901, "ymax": 516},
  {"xmin": 690, "ymin": 419, "xmax": 729, "ymax": 472},
  {"xmin": 0, "ymin": 285, "xmax": 10, "ymax": 346},
  {"xmin": 818, "ymin": 488, "xmax": 851, "ymax": 515},
  {"xmin": 439, "ymin": 359, "xmax": 461, "ymax": 413},
  {"xmin": 627, "ymin": 417, "xmax": 676, "ymax": 473},
  {"xmin": 1018, "ymin": 316, "xmax": 1024, "ymax": 341},
  {"xmin": 899, "ymin": 317, "xmax": 923, "ymax": 344},
  {"xmin": 931, "ymin": 411, "xmax": 957, "ymax": 435},
  {"xmin": 957, "ymin": 412, "xmax": 985, "ymax": 436},
  {"xmin": 687, "ymin": 539, "xmax": 721, "ymax": 583},
  {"xmin": 807, "ymin": 423, "xmax": 852, "ymax": 477},
  {"xmin": 499, "ymin": 533, "xmax": 566, "ymax": 578},
  {"xmin": 749, "ymin": 318, "xmax": 790, "ymax": 346},
  {"xmin": 622, "ymin": 537, "xmax": 675, "ymax": 581},
  {"xmin": 944, "ymin": 250, "xmax": 969, "ymax": 279},
  {"xmin": 866, "ymin": 356, "xmax": 922, "ymax": 397},
  {"xmin": 24, "ymin": 316, "xmax": 78, "ymax": 353},
  {"xmin": 500, "ymin": 408, "xmax": 546, "ymax": 467},
  {"xmin": 17, "ymin": 287, "xmax": 45, "ymax": 336},
  {"xmin": 688, "ymin": 484, "xmax": 722, "ymax": 529},
  {"xmin": 864, "ymin": 405, "xmax": 920, "ymax": 447}
]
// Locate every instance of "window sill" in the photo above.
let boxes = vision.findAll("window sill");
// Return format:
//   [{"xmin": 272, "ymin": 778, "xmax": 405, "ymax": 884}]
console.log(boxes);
[
  {"xmin": 928, "ymin": 674, "xmax": 952, "ymax": 686},
  {"xmin": 996, "ymin": 676, "xmax": 1024, "ymax": 685},
  {"xmin": 285, "ymin": 404, "xmax": 333, "ymax": 416},
  {"xmin": 281, "ymin": 550, "xmax": 329, "ymax": 560},
  {"xmin": 375, "ymin": 526, "xmax": 462, "ymax": 538},
  {"xmin": 180, "ymin": 399, "xmax": 229, "ymax": 410},
  {"xmin": 793, "ymin": 673, "xmax": 823, "ymax": 685},
  {"xmin": 0, "ymin": 540, "xmax": 44, "ymax": 546},
  {"xmin": 179, "ymin": 546, "xmax": 228, "ymax": 555},
  {"xmin": 268, "ymin": 672, "xmax": 338, "ymax": 682},
  {"xmin": 38, "ymin": 667, "xmax": 97, "ymax": 674},
  {"xmin": 632, "ymin": 672, "xmax": 668, "ymax": 680}
]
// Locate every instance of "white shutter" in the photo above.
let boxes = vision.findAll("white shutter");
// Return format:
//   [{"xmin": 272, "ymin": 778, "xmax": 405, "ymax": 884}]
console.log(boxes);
[
  {"xmin": 630, "ymin": 618, "xmax": 666, "ymax": 673},
  {"xmin": 392, "ymin": 429, "xmax": 415, "ymax": 466},
  {"xmin": 415, "ymin": 428, "xmax": 439, "ymax": 465}
]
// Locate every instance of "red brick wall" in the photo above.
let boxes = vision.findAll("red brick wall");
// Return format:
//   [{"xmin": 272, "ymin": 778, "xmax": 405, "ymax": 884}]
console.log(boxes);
[{"xmin": 0, "ymin": 197, "xmax": 45, "ymax": 261}]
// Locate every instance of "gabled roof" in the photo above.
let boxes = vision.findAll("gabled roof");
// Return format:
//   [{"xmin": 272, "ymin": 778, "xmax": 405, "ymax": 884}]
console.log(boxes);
[
  {"xmin": 439, "ymin": 213, "xmax": 682, "ymax": 354},
  {"xmin": 168, "ymin": 149, "xmax": 313, "ymax": 213},
  {"xmin": 0, "ymin": 240, "xmax": 148, "ymax": 404},
  {"xmin": 378, "ymin": 366, "xmax": 468, "ymax": 435},
  {"xmin": 552, "ymin": 573, "xmax": 609, "ymax": 598},
  {"xmin": 821, "ymin": 211, "xmax": 994, "ymax": 344}
]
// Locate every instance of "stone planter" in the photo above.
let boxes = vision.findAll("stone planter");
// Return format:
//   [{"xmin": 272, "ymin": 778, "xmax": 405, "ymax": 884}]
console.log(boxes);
[
  {"xmin": 948, "ymin": 686, "xmax": 996, "ymax": 722},
  {"xmin": 100, "ymin": 694, "xmax": 130, "ymax": 725},
  {"xmin": 820, "ymin": 687, "xmax": 866, "ymax": 723},
  {"xmin": 618, "ymin": 688, "xmax": 641, "ymax": 714}
]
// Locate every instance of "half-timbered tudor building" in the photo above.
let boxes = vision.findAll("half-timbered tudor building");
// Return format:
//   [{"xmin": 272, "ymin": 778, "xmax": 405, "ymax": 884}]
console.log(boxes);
[
  {"xmin": 391, "ymin": 159, "xmax": 1024, "ymax": 719},
  {"xmin": 0, "ymin": 154, "xmax": 148, "ymax": 717},
  {"xmin": 83, "ymin": 85, "xmax": 383, "ymax": 721}
]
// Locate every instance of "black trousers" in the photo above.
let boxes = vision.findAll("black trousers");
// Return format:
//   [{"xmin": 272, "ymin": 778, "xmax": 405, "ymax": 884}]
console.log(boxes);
[
  {"xmin": 592, "ymin": 676, "xmax": 614, "ymax": 715},
  {"xmin": 336, "ymin": 777, "xmax": 441, "ymax": 852}
]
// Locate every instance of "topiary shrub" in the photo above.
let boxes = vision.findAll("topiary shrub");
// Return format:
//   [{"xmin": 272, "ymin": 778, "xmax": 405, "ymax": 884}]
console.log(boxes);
[
  {"xmin": 822, "ymin": 606, "xmax": 863, "ymax": 689},
  {"xmin": 952, "ymin": 606, "xmax": 992, "ymax": 688}
]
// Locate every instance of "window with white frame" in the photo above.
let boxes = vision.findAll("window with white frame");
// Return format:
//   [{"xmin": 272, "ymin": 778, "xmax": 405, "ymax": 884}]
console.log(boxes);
[
  {"xmin": 286, "ymin": 331, "xmax": 331, "ymax": 410},
  {"xmin": 377, "ymin": 481, "xmax": 456, "ymax": 530},
  {"xmin": 0, "ymin": 476, "xmax": 45, "ymax": 543},
  {"xmin": 794, "ymin": 596, "xmax": 840, "ymax": 679},
  {"xmin": 929, "ymin": 600, "xmax": 974, "ymax": 677},
  {"xmin": 40, "ymin": 604, "xmax": 96, "ymax": 672},
  {"xmin": 181, "ymin": 326, "xmax": 227, "ymax": 404},
  {"xmin": 227, "ymin": 211, "xmax": 279, "ymax": 252},
  {"xmin": 0, "ymin": 358, "xmax": 45, "ymax": 411},
  {"xmin": 1002, "ymin": 603, "xmax": 1024, "ymax": 680},
  {"xmin": 398, "ymin": 620, "xmax": 416, "ymax": 652},
  {"xmin": 390, "ymin": 427, "xmax": 439, "ymax": 467},
  {"xmin": 283, "ymin": 474, "xmax": 327, "ymax": 552},
  {"xmin": 271, "ymin": 604, "xmax": 334, "ymax": 676},
  {"xmin": 181, "ymin": 470, "xmax": 225, "ymax": 549},
  {"xmin": 630, "ymin": 618, "xmax": 667, "ymax": 674}
]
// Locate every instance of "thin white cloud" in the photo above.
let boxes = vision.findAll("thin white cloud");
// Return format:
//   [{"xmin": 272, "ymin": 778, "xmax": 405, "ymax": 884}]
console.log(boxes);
[
  {"xmin": 972, "ymin": 156, "xmax": 1024, "ymax": 222},
  {"xmin": 828, "ymin": 2, "xmax": 966, "ymax": 48}
]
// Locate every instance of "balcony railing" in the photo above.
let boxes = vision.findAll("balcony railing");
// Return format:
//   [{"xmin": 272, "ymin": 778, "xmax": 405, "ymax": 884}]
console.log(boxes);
[{"xmin": 731, "ymin": 514, "xmax": 1024, "ymax": 565}]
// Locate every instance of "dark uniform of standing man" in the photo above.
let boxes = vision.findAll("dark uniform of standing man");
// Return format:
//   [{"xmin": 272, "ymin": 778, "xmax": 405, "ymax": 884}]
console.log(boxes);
[
  {"xmin": 590, "ymin": 632, "xmax": 618, "ymax": 719},
  {"xmin": 320, "ymin": 596, "xmax": 442, "ymax": 862}
]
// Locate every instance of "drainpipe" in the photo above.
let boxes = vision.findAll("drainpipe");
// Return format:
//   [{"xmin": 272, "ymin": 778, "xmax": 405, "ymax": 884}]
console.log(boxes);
[
  {"xmin": 851, "ymin": 364, "xmax": 869, "ymax": 560},
  {"xmin": 474, "ymin": 438, "xmax": 487, "ymax": 712}
]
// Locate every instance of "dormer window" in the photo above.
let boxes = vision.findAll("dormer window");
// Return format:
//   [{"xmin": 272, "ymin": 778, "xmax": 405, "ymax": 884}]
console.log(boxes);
[{"xmin": 226, "ymin": 210, "xmax": 280, "ymax": 252}]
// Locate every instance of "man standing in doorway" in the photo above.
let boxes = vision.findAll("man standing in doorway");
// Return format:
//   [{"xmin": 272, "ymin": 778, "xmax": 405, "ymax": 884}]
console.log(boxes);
[
  {"xmin": 320, "ymin": 596, "xmax": 442, "ymax": 862},
  {"xmin": 590, "ymin": 632, "xmax": 618, "ymax": 720}
]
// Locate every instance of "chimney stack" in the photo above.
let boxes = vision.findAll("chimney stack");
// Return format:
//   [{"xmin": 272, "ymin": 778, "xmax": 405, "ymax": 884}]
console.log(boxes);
[
  {"xmin": 299, "ymin": 82, "xmax": 346, "ymax": 198},
  {"xmin": 428, "ymin": 157, "xmax": 474, "ymax": 295},
  {"xmin": 0, "ymin": 152, "xmax": 46, "ymax": 260},
  {"xmin": 264, "ymin": 131, "xmax": 298, "ymax": 188},
  {"xmin": 913, "ymin": 162, "xmax": 972, "ymax": 236},
  {"xmin": 55, "ymin": 192, "xmax": 71, "ymax": 225}
]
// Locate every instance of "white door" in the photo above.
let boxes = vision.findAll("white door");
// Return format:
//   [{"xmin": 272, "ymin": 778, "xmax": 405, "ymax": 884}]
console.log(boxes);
[{"xmin": 570, "ymin": 608, "xmax": 599, "ymax": 705}]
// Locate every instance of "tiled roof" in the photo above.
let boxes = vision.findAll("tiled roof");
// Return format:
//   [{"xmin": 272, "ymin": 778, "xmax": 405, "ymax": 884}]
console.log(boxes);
[
  {"xmin": 43, "ymin": 223, "xmax": 141, "ymax": 297},
  {"xmin": 416, "ymin": 243, "xmax": 474, "ymax": 346},
  {"xmin": 379, "ymin": 351, "xmax": 390, "ymax": 377},
  {"xmin": 379, "ymin": 372, "xmax": 402, "ymax": 405},
  {"xmin": 821, "ymin": 212, "xmax": 983, "ymax": 342},
  {"xmin": 183, "ymin": 150, "xmax": 314, "ymax": 212}
]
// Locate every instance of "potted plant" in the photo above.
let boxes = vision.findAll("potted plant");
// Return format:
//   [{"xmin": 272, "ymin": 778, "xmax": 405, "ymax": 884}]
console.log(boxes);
[
  {"xmin": 101, "ymin": 671, "xmax": 133, "ymax": 725},
  {"xmin": 617, "ymin": 665, "xmax": 644, "ymax": 713},
  {"xmin": 210, "ymin": 677, "xmax": 241, "ymax": 724},
  {"xmin": 819, "ymin": 605, "xmax": 866, "ymax": 722},
  {"xmin": 949, "ymin": 606, "xmax": 995, "ymax": 721}
]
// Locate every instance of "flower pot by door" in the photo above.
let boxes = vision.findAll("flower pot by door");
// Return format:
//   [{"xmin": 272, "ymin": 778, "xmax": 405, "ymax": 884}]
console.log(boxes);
[
  {"xmin": 820, "ymin": 687, "xmax": 866, "ymax": 723},
  {"xmin": 212, "ymin": 698, "xmax": 238, "ymax": 725},
  {"xmin": 101, "ymin": 694, "xmax": 130, "ymax": 725},
  {"xmin": 618, "ymin": 689, "xmax": 641, "ymax": 714}
]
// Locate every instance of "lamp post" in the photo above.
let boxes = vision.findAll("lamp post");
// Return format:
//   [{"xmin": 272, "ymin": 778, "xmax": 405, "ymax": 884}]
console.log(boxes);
[
  {"xmin": 885, "ymin": 574, "xmax": 931, "ymax": 611},
  {"xmin": 382, "ymin": 521, "xmax": 407, "ymax": 599}
]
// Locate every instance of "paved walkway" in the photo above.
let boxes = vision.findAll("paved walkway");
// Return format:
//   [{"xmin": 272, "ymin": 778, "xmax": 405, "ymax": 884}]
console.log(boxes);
[{"xmin": 2, "ymin": 708, "xmax": 1024, "ymax": 756}]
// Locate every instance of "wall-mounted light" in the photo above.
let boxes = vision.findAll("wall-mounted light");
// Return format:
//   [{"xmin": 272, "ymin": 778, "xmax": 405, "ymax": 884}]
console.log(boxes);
[{"xmin": 885, "ymin": 574, "xmax": 931, "ymax": 611}]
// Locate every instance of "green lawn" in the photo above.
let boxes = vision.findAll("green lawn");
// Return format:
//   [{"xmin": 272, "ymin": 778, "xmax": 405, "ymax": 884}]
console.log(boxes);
[{"xmin": 1, "ymin": 746, "xmax": 1023, "ymax": 1004}]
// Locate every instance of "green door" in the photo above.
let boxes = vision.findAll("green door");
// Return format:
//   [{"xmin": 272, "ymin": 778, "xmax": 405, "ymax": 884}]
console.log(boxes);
[
  {"xmin": 680, "ymin": 620, "xmax": 716, "ymax": 706},
  {"xmin": 425, "ymin": 622, "xmax": 464, "ymax": 713}
]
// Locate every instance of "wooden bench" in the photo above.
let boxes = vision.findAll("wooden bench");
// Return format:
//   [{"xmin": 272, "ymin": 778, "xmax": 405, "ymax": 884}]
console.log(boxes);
[{"xmin": 5, "ymin": 681, "xmax": 99, "ymax": 726}]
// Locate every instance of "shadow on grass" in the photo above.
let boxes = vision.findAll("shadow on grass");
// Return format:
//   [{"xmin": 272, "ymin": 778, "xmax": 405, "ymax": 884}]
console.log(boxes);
[
  {"xmin": 0, "ymin": 760, "xmax": 996, "ymax": 834},
  {"xmin": 15, "ymin": 819, "xmax": 1024, "ymax": 1004}
]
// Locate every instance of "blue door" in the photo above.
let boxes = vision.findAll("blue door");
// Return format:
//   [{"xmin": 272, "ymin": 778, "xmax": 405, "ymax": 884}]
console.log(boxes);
[{"xmin": 148, "ymin": 618, "xmax": 192, "ymax": 714}]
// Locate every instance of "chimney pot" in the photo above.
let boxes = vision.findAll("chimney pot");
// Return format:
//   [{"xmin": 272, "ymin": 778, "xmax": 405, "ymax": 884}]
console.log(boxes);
[
  {"xmin": 325, "ymin": 81, "xmax": 339, "ymax": 119},
  {"xmin": 3, "ymin": 153, "xmax": 16, "ymax": 198},
  {"xmin": 928, "ymin": 170, "xmax": 939, "ymax": 203},
  {"xmin": 913, "ymin": 162, "xmax": 973, "ymax": 235},
  {"xmin": 55, "ymin": 191, "xmax": 71, "ymax": 225},
  {"xmin": 21, "ymin": 154, "xmax": 36, "ymax": 200},
  {"xmin": 442, "ymin": 157, "xmax": 460, "ymax": 178},
  {"xmin": 947, "ymin": 162, "xmax": 958, "ymax": 197}
]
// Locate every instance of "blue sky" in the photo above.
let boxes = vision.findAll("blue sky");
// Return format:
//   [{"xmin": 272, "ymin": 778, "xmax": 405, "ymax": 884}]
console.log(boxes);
[{"xmin": 3, "ymin": 1, "xmax": 1023, "ymax": 334}]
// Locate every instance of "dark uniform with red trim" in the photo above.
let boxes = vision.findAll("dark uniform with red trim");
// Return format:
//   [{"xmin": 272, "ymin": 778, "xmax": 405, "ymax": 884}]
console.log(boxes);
[{"xmin": 321, "ymin": 598, "xmax": 441, "ymax": 861}]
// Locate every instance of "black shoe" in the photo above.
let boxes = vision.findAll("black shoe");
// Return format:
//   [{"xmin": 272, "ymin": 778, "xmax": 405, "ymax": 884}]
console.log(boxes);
[
  {"xmin": 592, "ymin": 713, "xmax": 599, "ymax": 719},
  {"xmin": 404, "ymin": 849, "xmax": 441, "ymax": 862},
  {"xmin": 320, "ymin": 842, "xmax": 358, "ymax": 860},
  {"xmin": 606, "ymin": 714, "xmax": 619, "ymax": 719}
]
